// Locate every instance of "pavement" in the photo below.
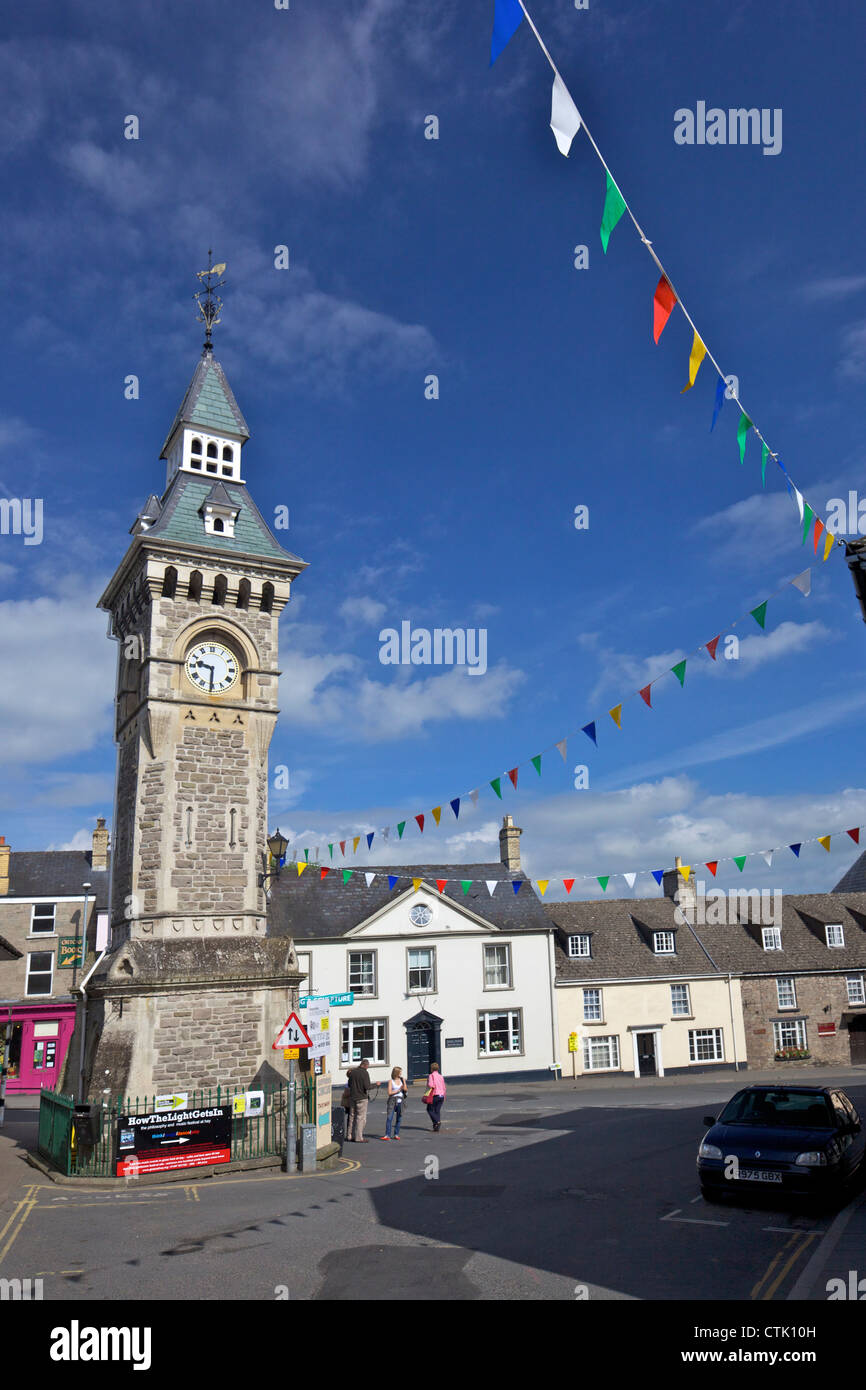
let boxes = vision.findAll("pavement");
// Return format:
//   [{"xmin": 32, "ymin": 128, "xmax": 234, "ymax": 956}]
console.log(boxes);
[{"xmin": 1, "ymin": 1066, "xmax": 865, "ymax": 1301}]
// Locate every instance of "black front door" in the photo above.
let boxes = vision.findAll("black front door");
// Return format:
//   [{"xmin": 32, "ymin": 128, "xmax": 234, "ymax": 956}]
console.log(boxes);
[
  {"xmin": 850, "ymin": 1016, "xmax": 866, "ymax": 1064},
  {"xmin": 636, "ymin": 1033, "xmax": 657, "ymax": 1077},
  {"xmin": 405, "ymin": 1015, "xmax": 442, "ymax": 1082}
]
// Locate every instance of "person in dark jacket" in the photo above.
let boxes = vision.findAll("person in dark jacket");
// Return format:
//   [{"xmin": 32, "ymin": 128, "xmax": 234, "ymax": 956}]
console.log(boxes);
[{"xmin": 347, "ymin": 1059, "xmax": 372, "ymax": 1143}]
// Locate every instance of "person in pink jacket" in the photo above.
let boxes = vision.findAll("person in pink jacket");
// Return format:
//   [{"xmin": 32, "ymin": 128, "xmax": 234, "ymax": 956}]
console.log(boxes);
[{"xmin": 425, "ymin": 1062, "xmax": 446, "ymax": 1131}]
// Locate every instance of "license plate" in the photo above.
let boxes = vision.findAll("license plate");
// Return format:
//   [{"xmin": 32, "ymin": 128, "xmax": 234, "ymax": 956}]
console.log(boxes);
[{"xmin": 737, "ymin": 1168, "xmax": 782, "ymax": 1183}]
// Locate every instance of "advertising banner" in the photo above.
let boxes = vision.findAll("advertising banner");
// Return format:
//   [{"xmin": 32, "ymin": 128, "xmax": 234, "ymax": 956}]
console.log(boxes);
[{"xmin": 115, "ymin": 1105, "xmax": 232, "ymax": 1176}]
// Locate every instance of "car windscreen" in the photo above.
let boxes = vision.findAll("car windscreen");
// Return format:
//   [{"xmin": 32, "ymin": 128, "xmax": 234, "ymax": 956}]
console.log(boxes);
[{"xmin": 718, "ymin": 1091, "xmax": 834, "ymax": 1128}]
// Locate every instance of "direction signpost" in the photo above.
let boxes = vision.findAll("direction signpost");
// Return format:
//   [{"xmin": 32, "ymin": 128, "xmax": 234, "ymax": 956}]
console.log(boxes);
[{"xmin": 273, "ymin": 1011, "xmax": 312, "ymax": 1173}]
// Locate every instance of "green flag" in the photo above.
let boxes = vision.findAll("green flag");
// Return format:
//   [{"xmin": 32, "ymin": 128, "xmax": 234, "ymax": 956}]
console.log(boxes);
[
  {"xmin": 802, "ymin": 503, "xmax": 814, "ymax": 545},
  {"xmin": 737, "ymin": 412, "xmax": 753, "ymax": 464},
  {"xmin": 600, "ymin": 170, "xmax": 627, "ymax": 253},
  {"xmin": 397, "ymin": 821, "xmax": 406, "ymax": 839},
  {"xmin": 531, "ymin": 755, "xmax": 542, "ymax": 776},
  {"xmin": 461, "ymin": 880, "xmax": 472, "ymax": 895},
  {"xmin": 750, "ymin": 602, "xmax": 768, "ymax": 630},
  {"xmin": 342, "ymin": 869, "xmax": 353, "ymax": 884},
  {"xmin": 671, "ymin": 659, "xmax": 687, "ymax": 687},
  {"xmin": 328, "ymin": 844, "xmax": 333, "ymax": 860},
  {"xmin": 304, "ymin": 848, "xmax": 309, "ymax": 862},
  {"xmin": 761, "ymin": 442, "xmax": 768, "ymax": 488},
  {"xmin": 490, "ymin": 777, "xmax": 503, "ymax": 800},
  {"xmin": 597, "ymin": 875, "xmax": 610, "ymax": 893},
  {"xmin": 733, "ymin": 856, "xmax": 746, "ymax": 872}
]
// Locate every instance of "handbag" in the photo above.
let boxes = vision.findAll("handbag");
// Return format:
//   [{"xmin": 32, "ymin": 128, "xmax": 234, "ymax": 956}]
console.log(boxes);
[{"xmin": 422, "ymin": 1089, "xmax": 434, "ymax": 1104}]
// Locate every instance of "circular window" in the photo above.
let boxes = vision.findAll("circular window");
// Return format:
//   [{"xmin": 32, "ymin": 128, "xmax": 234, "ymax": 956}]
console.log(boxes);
[{"xmin": 409, "ymin": 903, "xmax": 433, "ymax": 927}]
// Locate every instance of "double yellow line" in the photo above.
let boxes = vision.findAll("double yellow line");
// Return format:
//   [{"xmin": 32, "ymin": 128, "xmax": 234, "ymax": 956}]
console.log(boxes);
[
  {"xmin": 0, "ymin": 1184, "xmax": 41, "ymax": 1266},
  {"xmin": 751, "ymin": 1231, "xmax": 818, "ymax": 1300}
]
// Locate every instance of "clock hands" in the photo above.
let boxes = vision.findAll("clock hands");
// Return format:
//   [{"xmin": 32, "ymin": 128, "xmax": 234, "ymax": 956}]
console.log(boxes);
[{"xmin": 195, "ymin": 659, "xmax": 215, "ymax": 691}]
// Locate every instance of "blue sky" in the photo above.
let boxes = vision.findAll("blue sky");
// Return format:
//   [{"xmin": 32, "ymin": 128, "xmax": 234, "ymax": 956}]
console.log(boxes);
[{"xmin": 1, "ymin": 0, "xmax": 865, "ymax": 898}]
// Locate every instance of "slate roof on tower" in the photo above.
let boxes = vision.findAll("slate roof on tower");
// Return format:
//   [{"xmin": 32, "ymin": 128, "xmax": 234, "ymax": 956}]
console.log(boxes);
[
  {"xmin": 268, "ymin": 861, "xmax": 552, "ymax": 940},
  {"xmin": 160, "ymin": 350, "xmax": 249, "ymax": 456},
  {"xmin": 832, "ymin": 850, "xmax": 866, "ymax": 893},
  {"xmin": 144, "ymin": 471, "xmax": 306, "ymax": 566}
]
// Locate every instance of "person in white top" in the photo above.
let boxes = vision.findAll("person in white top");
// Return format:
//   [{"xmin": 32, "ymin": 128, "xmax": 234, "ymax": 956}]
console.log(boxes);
[{"xmin": 382, "ymin": 1066, "xmax": 408, "ymax": 1140}]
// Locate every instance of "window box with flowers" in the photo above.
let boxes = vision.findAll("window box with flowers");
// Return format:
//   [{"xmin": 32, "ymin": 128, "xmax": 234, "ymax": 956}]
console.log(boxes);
[{"xmin": 774, "ymin": 1047, "xmax": 811, "ymax": 1061}]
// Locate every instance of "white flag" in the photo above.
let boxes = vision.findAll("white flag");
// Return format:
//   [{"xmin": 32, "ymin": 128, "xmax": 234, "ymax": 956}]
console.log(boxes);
[
  {"xmin": 470, "ymin": 789, "xmax": 480, "ymax": 806},
  {"xmin": 365, "ymin": 873, "xmax": 376, "ymax": 887},
  {"xmin": 550, "ymin": 74, "xmax": 582, "ymax": 156},
  {"xmin": 555, "ymin": 738, "xmax": 568, "ymax": 762},
  {"xmin": 486, "ymin": 880, "xmax": 498, "ymax": 896},
  {"xmin": 793, "ymin": 488, "xmax": 804, "ymax": 523},
  {"xmin": 761, "ymin": 851, "xmax": 773, "ymax": 868},
  {"xmin": 623, "ymin": 872, "xmax": 636, "ymax": 890},
  {"xmin": 791, "ymin": 569, "xmax": 811, "ymax": 597}
]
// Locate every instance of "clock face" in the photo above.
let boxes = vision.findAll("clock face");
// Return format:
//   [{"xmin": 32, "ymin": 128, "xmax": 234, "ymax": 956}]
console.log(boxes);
[
  {"xmin": 184, "ymin": 639, "xmax": 239, "ymax": 695},
  {"xmin": 409, "ymin": 903, "xmax": 433, "ymax": 927}
]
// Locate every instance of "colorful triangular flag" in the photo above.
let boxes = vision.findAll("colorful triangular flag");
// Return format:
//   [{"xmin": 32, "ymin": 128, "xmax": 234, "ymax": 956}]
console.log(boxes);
[
  {"xmin": 507, "ymin": 768, "xmax": 518, "ymax": 790},
  {"xmin": 789, "ymin": 843, "xmax": 801, "ymax": 858},
  {"xmin": 486, "ymin": 881, "xmax": 498, "ymax": 896},
  {"xmin": 609, "ymin": 704, "xmax": 622, "ymax": 729},
  {"xmin": 737, "ymin": 412, "xmax": 753, "ymax": 464},
  {"xmin": 848, "ymin": 828, "xmax": 861, "ymax": 844},
  {"xmin": 461, "ymin": 880, "xmax": 472, "ymax": 894},
  {"xmin": 550, "ymin": 73, "xmax": 582, "ymax": 156},
  {"xmin": 671, "ymin": 660, "xmax": 687, "ymax": 687},
  {"xmin": 681, "ymin": 331, "xmax": 706, "ymax": 393},
  {"xmin": 415, "ymin": 814, "xmax": 425, "ymax": 833},
  {"xmin": 600, "ymin": 169, "xmax": 627, "ymax": 253},
  {"xmin": 639, "ymin": 685, "xmax": 652, "ymax": 708},
  {"xmin": 623, "ymin": 872, "xmax": 636, "ymax": 890},
  {"xmin": 651, "ymin": 869, "xmax": 665, "ymax": 886},
  {"xmin": 490, "ymin": 0, "xmax": 523, "ymax": 65},
  {"xmin": 297, "ymin": 861, "xmax": 307, "ymax": 876},
  {"xmin": 342, "ymin": 869, "xmax": 353, "ymax": 884},
  {"xmin": 366, "ymin": 832, "xmax": 375, "ymax": 850},
  {"xmin": 536, "ymin": 879, "xmax": 549, "ymax": 897},
  {"xmin": 436, "ymin": 879, "xmax": 447, "ymax": 893},
  {"xmin": 710, "ymin": 376, "xmax": 726, "ymax": 432},
  {"xmin": 791, "ymin": 570, "xmax": 811, "ymax": 597},
  {"xmin": 512, "ymin": 880, "xmax": 522, "ymax": 895},
  {"xmin": 581, "ymin": 723, "xmax": 596, "ymax": 747},
  {"xmin": 352, "ymin": 836, "xmax": 360, "ymax": 854},
  {"xmin": 490, "ymin": 778, "xmax": 503, "ymax": 800},
  {"xmin": 818, "ymin": 835, "xmax": 831, "ymax": 852},
  {"xmin": 365, "ymin": 872, "xmax": 376, "ymax": 887},
  {"xmin": 706, "ymin": 861, "xmax": 718, "ymax": 877},
  {"xmin": 412, "ymin": 878, "xmax": 422, "ymax": 892},
  {"xmin": 653, "ymin": 275, "xmax": 677, "ymax": 343},
  {"xmin": 597, "ymin": 876, "xmax": 610, "ymax": 893},
  {"xmin": 388, "ymin": 875, "xmax": 399, "ymax": 890},
  {"xmin": 432, "ymin": 807, "xmax": 442, "ymax": 826},
  {"xmin": 750, "ymin": 602, "xmax": 768, "ymax": 630},
  {"xmin": 397, "ymin": 821, "xmax": 406, "ymax": 839},
  {"xmin": 706, "ymin": 636, "xmax": 720, "ymax": 661},
  {"xmin": 733, "ymin": 856, "xmax": 746, "ymax": 872},
  {"xmin": 531, "ymin": 755, "xmax": 542, "ymax": 776},
  {"xmin": 563, "ymin": 879, "xmax": 575, "ymax": 894},
  {"xmin": 450, "ymin": 798, "xmax": 461, "ymax": 819}
]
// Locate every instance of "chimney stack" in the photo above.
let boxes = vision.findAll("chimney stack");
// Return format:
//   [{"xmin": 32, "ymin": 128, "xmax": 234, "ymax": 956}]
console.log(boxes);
[
  {"xmin": 499, "ymin": 815, "xmax": 522, "ymax": 873},
  {"xmin": 92, "ymin": 817, "xmax": 109, "ymax": 871},
  {"xmin": 0, "ymin": 836, "xmax": 9, "ymax": 896},
  {"xmin": 662, "ymin": 854, "xmax": 696, "ymax": 918}
]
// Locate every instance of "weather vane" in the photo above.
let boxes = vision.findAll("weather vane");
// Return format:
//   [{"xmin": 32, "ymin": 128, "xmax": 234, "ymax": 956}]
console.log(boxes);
[{"xmin": 193, "ymin": 250, "xmax": 227, "ymax": 349}]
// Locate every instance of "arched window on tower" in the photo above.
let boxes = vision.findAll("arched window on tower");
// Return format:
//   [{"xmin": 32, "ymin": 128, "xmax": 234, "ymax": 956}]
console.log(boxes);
[
  {"xmin": 206, "ymin": 442, "xmax": 218, "ymax": 459},
  {"xmin": 188, "ymin": 570, "xmax": 203, "ymax": 601},
  {"xmin": 191, "ymin": 438, "xmax": 202, "ymax": 456},
  {"xmin": 222, "ymin": 445, "xmax": 233, "ymax": 461},
  {"xmin": 260, "ymin": 582, "xmax": 274, "ymax": 614},
  {"xmin": 161, "ymin": 566, "xmax": 177, "ymax": 598},
  {"xmin": 213, "ymin": 518, "xmax": 225, "ymax": 533},
  {"xmin": 190, "ymin": 438, "xmax": 203, "ymax": 470},
  {"xmin": 236, "ymin": 578, "xmax": 251, "ymax": 610},
  {"xmin": 212, "ymin": 574, "xmax": 228, "ymax": 606}
]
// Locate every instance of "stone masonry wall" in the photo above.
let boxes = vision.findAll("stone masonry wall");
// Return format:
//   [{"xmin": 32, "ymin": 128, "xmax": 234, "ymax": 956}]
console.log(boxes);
[
  {"xmin": 741, "ymin": 973, "xmax": 862, "ymax": 1067},
  {"xmin": 171, "ymin": 725, "xmax": 250, "ymax": 914}
]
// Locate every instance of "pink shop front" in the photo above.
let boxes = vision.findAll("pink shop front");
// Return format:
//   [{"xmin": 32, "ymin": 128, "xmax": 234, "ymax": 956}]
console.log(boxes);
[{"xmin": 4, "ymin": 1003, "xmax": 76, "ymax": 1095}]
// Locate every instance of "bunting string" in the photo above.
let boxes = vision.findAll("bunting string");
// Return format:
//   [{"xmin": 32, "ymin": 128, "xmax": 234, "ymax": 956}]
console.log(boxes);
[
  {"xmin": 492, "ymin": 0, "xmax": 840, "ymax": 560},
  {"xmin": 282, "ymin": 566, "xmax": 814, "ymax": 863},
  {"xmin": 284, "ymin": 820, "xmax": 865, "ymax": 897}
]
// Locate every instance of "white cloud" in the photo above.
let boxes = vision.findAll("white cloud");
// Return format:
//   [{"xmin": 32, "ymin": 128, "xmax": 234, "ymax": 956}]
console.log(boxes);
[
  {"xmin": 839, "ymin": 322, "xmax": 866, "ymax": 380},
  {"xmin": 338, "ymin": 596, "xmax": 387, "ymax": 626},
  {"xmin": 0, "ymin": 592, "xmax": 114, "ymax": 762},
  {"xmin": 801, "ymin": 275, "xmax": 866, "ymax": 303}
]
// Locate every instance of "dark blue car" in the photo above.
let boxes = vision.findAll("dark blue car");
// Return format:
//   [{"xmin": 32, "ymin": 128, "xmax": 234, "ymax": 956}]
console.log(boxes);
[{"xmin": 697, "ymin": 1085, "xmax": 865, "ymax": 1204}]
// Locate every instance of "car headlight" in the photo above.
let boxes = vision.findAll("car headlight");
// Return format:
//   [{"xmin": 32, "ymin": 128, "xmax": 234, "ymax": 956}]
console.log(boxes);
[
  {"xmin": 795, "ymin": 1150, "xmax": 828, "ymax": 1166},
  {"xmin": 699, "ymin": 1141, "xmax": 723, "ymax": 1159}
]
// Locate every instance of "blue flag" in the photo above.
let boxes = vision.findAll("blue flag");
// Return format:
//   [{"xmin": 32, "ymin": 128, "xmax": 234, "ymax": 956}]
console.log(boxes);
[
  {"xmin": 789, "ymin": 843, "xmax": 801, "ymax": 858},
  {"xmin": 710, "ymin": 376, "xmax": 725, "ymax": 432},
  {"xmin": 581, "ymin": 721, "xmax": 597, "ymax": 747},
  {"xmin": 366, "ymin": 832, "xmax": 374, "ymax": 850},
  {"xmin": 450, "ymin": 798, "xmax": 461, "ymax": 819},
  {"xmin": 512, "ymin": 879, "xmax": 522, "ymax": 894},
  {"xmin": 491, "ymin": 0, "xmax": 524, "ymax": 65},
  {"xmin": 388, "ymin": 875, "xmax": 399, "ymax": 890},
  {"xmin": 651, "ymin": 869, "xmax": 664, "ymax": 886}
]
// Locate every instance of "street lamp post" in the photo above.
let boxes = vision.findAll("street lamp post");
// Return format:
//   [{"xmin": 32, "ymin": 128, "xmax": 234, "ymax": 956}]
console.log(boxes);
[{"xmin": 258, "ymin": 830, "xmax": 297, "ymax": 1172}]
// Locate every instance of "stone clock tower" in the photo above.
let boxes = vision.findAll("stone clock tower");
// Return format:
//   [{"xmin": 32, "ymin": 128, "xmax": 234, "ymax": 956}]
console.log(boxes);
[{"xmin": 72, "ymin": 265, "xmax": 307, "ymax": 1099}]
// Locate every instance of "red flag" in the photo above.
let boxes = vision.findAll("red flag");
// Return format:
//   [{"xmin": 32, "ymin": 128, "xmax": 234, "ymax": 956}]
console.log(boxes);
[
  {"xmin": 507, "ymin": 767, "xmax": 518, "ymax": 790},
  {"xmin": 705, "ymin": 861, "xmax": 718, "ymax": 877},
  {"xmin": 339, "ymin": 840, "xmax": 346, "ymax": 856},
  {"xmin": 415, "ymin": 814, "xmax": 425, "ymax": 833},
  {"xmin": 706, "ymin": 636, "xmax": 720, "ymax": 661},
  {"xmin": 813, "ymin": 518, "xmax": 825, "ymax": 554},
  {"xmin": 320, "ymin": 867, "xmax": 328, "ymax": 880},
  {"xmin": 639, "ymin": 685, "xmax": 652, "ymax": 708},
  {"xmin": 436, "ymin": 879, "xmax": 447, "ymax": 893},
  {"xmin": 848, "ymin": 827, "xmax": 861, "ymax": 844},
  {"xmin": 563, "ymin": 879, "xmax": 575, "ymax": 894},
  {"xmin": 653, "ymin": 275, "xmax": 677, "ymax": 343}
]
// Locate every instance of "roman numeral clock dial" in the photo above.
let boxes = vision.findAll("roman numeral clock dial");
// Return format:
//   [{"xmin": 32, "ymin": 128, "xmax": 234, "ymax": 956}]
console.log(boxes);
[{"xmin": 184, "ymin": 639, "xmax": 239, "ymax": 695}]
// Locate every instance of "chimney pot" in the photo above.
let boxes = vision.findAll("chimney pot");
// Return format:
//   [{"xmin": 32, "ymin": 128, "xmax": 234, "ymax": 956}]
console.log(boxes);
[{"xmin": 499, "ymin": 816, "xmax": 522, "ymax": 872}]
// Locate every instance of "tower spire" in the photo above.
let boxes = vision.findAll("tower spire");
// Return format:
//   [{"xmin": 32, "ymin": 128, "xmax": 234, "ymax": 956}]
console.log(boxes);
[{"xmin": 193, "ymin": 250, "xmax": 227, "ymax": 353}]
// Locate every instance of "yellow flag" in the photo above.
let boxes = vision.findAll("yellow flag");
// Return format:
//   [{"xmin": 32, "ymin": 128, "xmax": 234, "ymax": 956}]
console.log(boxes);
[
  {"xmin": 818, "ymin": 835, "xmax": 831, "ymax": 852},
  {"xmin": 609, "ymin": 704, "xmax": 623, "ymax": 729},
  {"xmin": 432, "ymin": 807, "xmax": 442, "ymax": 826},
  {"xmin": 412, "ymin": 877, "xmax": 422, "ymax": 892},
  {"xmin": 352, "ymin": 836, "xmax": 360, "ymax": 854},
  {"xmin": 536, "ymin": 879, "xmax": 549, "ymax": 897},
  {"xmin": 823, "ymin": 531, "xmax": 834, "ymax": 561},
  {"xmin": 680, "ymin": 332, "xmax": 706, "ymax": 392},
  {"xmin": 297, "ymin": 861, "xmax": 307, "ymax": 876},
  {"xmin": 681, "ymin": 865, "xmax": 691, "ymax": 882}
]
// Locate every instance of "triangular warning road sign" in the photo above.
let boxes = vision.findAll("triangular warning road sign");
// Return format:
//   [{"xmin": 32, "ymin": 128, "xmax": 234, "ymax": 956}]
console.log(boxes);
[{"xmin": 272, "ymin": 1012, "xmax": 313, "ymax": 1049}]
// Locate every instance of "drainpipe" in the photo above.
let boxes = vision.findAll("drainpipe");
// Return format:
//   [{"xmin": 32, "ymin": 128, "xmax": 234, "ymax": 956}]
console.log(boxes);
[
  {"xmin": 727, "ymin": 972, "xmax": 740, "ymax": 1071},
  {"xmin": 546, "ymin": 931, "xmax": 560, "ymax": 1078},
  {"xmin": 76, "ymin": 945, "xmax": 107, "ymax": 1103}
]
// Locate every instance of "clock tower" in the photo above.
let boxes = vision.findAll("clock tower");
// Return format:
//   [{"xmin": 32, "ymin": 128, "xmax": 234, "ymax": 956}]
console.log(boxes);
[{"xmin": 73, "ymin": 263, "xmax": 307, "ymax": 1100}]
